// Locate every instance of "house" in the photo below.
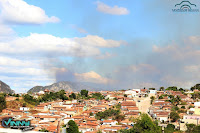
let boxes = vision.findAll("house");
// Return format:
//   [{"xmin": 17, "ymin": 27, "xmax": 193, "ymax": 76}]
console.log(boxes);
[
  {"xmin": 79, "ymin": 126, "xmax": 95, "ymax": 133},
  {"xmin": 65, "ymin": 108, "xmax": 77, "ymax": 115},
  {"xmin": 124, "ymin": 112, "xmax": 140, "ymax": 118},
  {"xmin": 124, "ymin": 90, "xmax": 137, "ymax": 97},
  {"xmin": 182, "ymin": 115, "xmax": 200, "ymax": 126},
  {"xmin": 154, "ymin": 112, "xmax": 169, "ymax": 122},
  {"xmin": 63, "ymin": 103, "xmax": 73, "ymax": 108},
  {"xmin": 150, "ymin": 90, "xmax": 157, "ymax": 95},
  {"xmin": 120, "ymin": 119, "xmax": 134, "ymax": 125},
  {"xmin": 37, "ymin": 115, "xmax": 61, "ymax": 122},
  {"xmin": 195, "ymin": 107, "xmax": 200, "ymax": 115},
  {"xmin": 53, "ymin": 106, "xmax": 66, "ymax": 111},
  {"xmin": 38, "ymin": 91, "xmax": 45, "ymax": 95},
  {"xmin": 19, "ymin": 107, "xmax": 29, "ymax": 111},
  {"xmin": 64, "ymin": 117, "xmax": 74, "ymax": 124},
  {"xmin": 102, "ymin": 120, "xmax": 118, "ymax": 126},
  {"xmin": 102, "ymin": 126, "xmax": 126, "ymax": 133},
  {"xmin": 121, "ymin": 101, "xmax": 136, "ymax": 110},
  {"xmin": 36, "ymin": 103, "xmax": 51, "ymax": 111},
  {"xmin": 183, "ymin": 115, "xmax": 200, "ymax": 120}
]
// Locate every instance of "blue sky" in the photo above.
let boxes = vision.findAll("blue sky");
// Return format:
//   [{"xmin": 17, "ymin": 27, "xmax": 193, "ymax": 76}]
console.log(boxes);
[{"xmin": 1, "ymin": 0, "xmax": 200, "ymax": 92}]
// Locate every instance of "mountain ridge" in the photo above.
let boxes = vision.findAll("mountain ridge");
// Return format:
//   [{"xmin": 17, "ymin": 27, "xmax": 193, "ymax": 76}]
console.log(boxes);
[
  {"xmin": 0, "ymin": 80, "xmax": 15, "ymax": 94},
  {"xmin": 27, "ymin": 81, "xmax": 104, "ymax": 93}
]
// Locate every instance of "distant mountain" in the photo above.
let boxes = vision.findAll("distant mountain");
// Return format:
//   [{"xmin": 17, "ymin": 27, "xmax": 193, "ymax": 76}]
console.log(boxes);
[
  {"xmin": 27, "ymin": 81, "xmax": 103, "ymax": 93},
  {"xmin": 0, "ymin": 80, "xmax": 15, "ymax": 94}
]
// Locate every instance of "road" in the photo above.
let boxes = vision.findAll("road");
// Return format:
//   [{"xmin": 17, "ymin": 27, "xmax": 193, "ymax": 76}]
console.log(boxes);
[{"xmin": 136, "ymin": 96, "xmax": 151, "ymax": 113}]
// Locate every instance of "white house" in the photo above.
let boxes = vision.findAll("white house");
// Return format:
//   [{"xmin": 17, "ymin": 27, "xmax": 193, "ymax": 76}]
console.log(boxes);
[
  {"xmin": 194, "ymin": 102, "xmax": 200, "ymax": 107},
  {"xmin": 63, "ymin": 103, "xmax": 73, "ymax": 108},
  {"xmin": 102, "ymin": 120, "xmax": 118, "ymax": 126},
  {"xmin": 20, "ymin": 107, "xmax": 29, "ymax": 111},
  {"xmin": 125, "ymin": 90, "xmax": 137, "ymax": 97},
  {"xmin": 64, "ymin": 118, "xmax": 74, "ymax": 124},
  {"xmin": 150, "ymin": 90, "xmax": 157, "ymax": 94},
  {"xmin": 38, "ymin": 91, "xmax": 45, "ymax": 95},
  {"xmin": 79, "ymin": 126, "xmax": 95, "ymax": 133}
]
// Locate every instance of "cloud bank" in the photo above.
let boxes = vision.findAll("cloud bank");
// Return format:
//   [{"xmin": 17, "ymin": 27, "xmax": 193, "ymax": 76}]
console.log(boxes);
[{"xmin": 96, "ymin": 1, "xmax": 129, "ymax": 15}]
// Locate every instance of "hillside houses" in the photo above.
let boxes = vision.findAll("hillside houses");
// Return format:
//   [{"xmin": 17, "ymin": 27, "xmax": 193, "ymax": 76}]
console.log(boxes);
[{"xmin": 1, "ymin": 88, "xmax": 200, "ymax": 132}]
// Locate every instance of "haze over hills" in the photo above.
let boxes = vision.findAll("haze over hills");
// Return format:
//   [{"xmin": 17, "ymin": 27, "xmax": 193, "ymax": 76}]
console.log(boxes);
[
  {"xmin": 0, "ymin": 80, "xmax": 15, "ymax": 94},
  {"xmin": 27, "ymin": 81, "xmax": 108, "ymax": 93}
]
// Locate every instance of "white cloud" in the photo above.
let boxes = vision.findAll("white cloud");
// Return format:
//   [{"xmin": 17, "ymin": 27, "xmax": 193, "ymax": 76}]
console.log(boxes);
[
  {"xmin": 0, "ymin": 75, "xmax": 54, "ymax": 93},
  {"xmin": 95, "ymin": 52, "xmax": 115, "ymax": 59},
  {"xmin": 96, "ymin": 1, "xmax": 129, "ymax": 15},
  {"xmin": 74, "ymin": 35, "xmax": 123, "ymax": 48},
  {"xmin": 0, "ymin": 23, "xmax": 14, "ymax": 36},
  {"xmin": 0, "ymin": 33, "xmax": 123, "ymax": 57},
  {"xmin": 0, "ymin": 23, "xmax": 15, "ymax": 41},
  {"xmin": 0, "ymin": 56, "xmax": 55, "ymax": 92},
  {"xmin": 0, "ymin": 66, "xmax": 46, "ymax": 76},
  {"xmin": 75, "ymin": 71, "xmax": 114, "ymax": 84},
  {"xmin": 0, "ymin": 56, "xmax": 37, "ymax": 67},
  {"xmin": 0, "ymin": 0, "xmax": 60, "ymax": 24}
]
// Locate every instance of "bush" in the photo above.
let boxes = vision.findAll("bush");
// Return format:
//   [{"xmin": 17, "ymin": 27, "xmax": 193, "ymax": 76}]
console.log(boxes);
[
  {"xmin": 164, "ymin": 124, "xmax": 175, "ymax": 133},
  {"xmin": 0, "ymin": 95, "xmax": 6, "ymax": 112},
  {"xmin": 67, "ymin": 120, "xmax": 79, "ymax": 133},
  {"xmin": 120, "ymin": 113, "xmax": 162, "ymax": 133},
  {"xmin": 170, "ymin": 111, "xmax": 180, "ymax": 122},
  {"xmin": 181, "ymin": 106, "xmax": 185, "ymax": 109}
]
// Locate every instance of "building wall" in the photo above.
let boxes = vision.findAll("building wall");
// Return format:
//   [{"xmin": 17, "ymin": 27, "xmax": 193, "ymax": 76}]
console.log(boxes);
[{"xmin": 195, "ymin": 108, "xmax": 200, "ymax": 115}]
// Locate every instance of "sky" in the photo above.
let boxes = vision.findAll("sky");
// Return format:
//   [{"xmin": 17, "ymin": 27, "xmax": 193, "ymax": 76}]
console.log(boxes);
[{"xmin": 1, "ymin": 0, "xmax": 200, "ymax": 92}]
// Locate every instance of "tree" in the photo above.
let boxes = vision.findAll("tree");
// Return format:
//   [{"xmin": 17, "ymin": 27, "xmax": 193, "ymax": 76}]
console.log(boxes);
[
  {"xmin": 185, "ymin": 124, "xmax": 200, "ymax": 133},
  {"xmin": 150, "ymin": 96, "xmax": 155, "ymax": 104},
  {"xmin": 159, "ymin": 87, "xmax": 165, "ymax": 91},
  {"xmin": 170, "ymin": 111, "xmax": 180, "ymax": 122},
  {"xmin": 192, "ymin": 84, "xmax": 200, "ymax": 91},
  {"xmin": 166, "ymin": 86, "xmax": 178, "ymax": 91},
  {"xmin": 23, "ymin": 94, "xmax": 38, "ymax": 105},
  {"xmin": 158, "ymin": 95, "xmax": 164, "ymax": 99},
  {"xmin": 124, "ymin": 94, "xmax": 127, "ymax": 97},
  {"xmin": 115, "ymin": 103, "xmax": 121, "ymax": 110},
  {"xmin": 171, "ymin": 106, "xmax": 179, "ymax": 112},
  {"xmin": 66, "ymin": 120, "xmax": 79, "ymax": 133},
  {"xmin": 89, "ymin": 112, "xmax": 93, "ymax": 116},
  {"xmin": 179, "ymin": 88, "xmax": 185, "ymax": 92},
  {"xmin": 191, "ymin": 87, "xmax": 195, "ymax": 91},
  {"xmin": 114, "ymin": 114, "xmax": 125, "ymax": 122},
  {"xmin": 149, "ymin": 88, "xmax": 155, "ymax": 90},
  {"xmin": 164, "ymin": 124, "xmax": 175, "ymax": 133},
  {"xmin": 186, "ymin": 124, "xmax": 196, "ymax": 133},
  {"xmin": 69, "ymin": 93, "xmax": 76, "ymax": 99},
  {"xmin": 80, "ymin": 89, "xmax": 88, "ymax": 97},
  {"xmin": 97, "ymin": 130, "xmax": 102, "ymax": 133},
  {"xmin": 39, "ymin": 128, "xmax": 49, "ymax": 132},
  {"xmin": 91, "ymin": 93, "xmax": 104, "ymax": 100},
  {"xmin": 22, "ymin": 103, "xmax": 27, "ymax": 107},
  {"xmin": 95, "ymin": 109, "xmax": 120, "ymax": 120},
  {"xmin": 113, "ymin": 97, "xmax": 118, "ymax": 100},
  {"xmin": 174, "ymin": 95, "xmax": 181, "ymax": 105},
  {"xmin": 0, "ymin": 95, "xmax": 6, "ymax": 112},
  {"xmin": 132, "ymin": 113, "xmax": 161, "ymax": 133},
  {"xmin": 181, "ymin": 106, "xmax": 185, "ymax": 109}
]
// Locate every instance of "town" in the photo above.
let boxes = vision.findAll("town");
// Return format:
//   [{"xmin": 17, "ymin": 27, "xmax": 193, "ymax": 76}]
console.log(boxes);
[{"xmin": 1, "ymin": 85, "xmax": 200, "ymax": 133}]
